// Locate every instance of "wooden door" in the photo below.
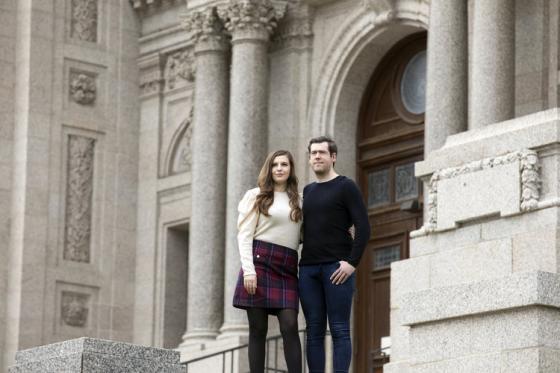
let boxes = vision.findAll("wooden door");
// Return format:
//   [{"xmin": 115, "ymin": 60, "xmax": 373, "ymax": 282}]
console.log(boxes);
[{"xmin": 354, "ymin": 33, "xmax": 426, "ymax": 373}]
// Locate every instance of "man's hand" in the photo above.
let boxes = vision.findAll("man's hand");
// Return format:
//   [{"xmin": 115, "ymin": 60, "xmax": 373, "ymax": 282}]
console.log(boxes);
[
  {"xmin": 244, "ymin": 275, "xmax": 257, "ymax": 295},
  {"xmin": 330, "ymin": 261, "xmax": 355, "ymax": 285}
]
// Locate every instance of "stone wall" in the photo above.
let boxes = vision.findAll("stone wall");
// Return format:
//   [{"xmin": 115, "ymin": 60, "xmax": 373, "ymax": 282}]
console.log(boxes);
[{"xmin": 1, "ymin": 0, "xmax": 141, "ymax": 370}]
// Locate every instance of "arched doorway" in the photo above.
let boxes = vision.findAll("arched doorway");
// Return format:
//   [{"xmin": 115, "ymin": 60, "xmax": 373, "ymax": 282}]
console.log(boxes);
[{"xmin": 355, "ymin": 32, "xmax": 426, "ymax": 373}]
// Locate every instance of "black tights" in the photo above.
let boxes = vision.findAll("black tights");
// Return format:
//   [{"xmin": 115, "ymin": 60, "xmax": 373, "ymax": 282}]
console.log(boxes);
[{"xmin": 246, "ymin": 308, "xmax": 302, "ymax": 373}]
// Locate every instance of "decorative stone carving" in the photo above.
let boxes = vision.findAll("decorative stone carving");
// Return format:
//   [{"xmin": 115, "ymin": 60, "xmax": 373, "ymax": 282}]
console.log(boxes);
[
  {"xmin": 171, "ymin": 108, "xmax": 194, "ymax": 174},
  {"xmin": 71, "ymin": 0, "xmax": 98, "ymax": 42},
  {"xmin": 420, "ymin": 150, "xmax": 541, "ymax": 234},
  {"xmin": 165, "ymin": 49, "xmax": 196, "ymax": 90},
  {"xmin": 182, "ymin": 6, "xmax": 227, "ymax": 44},
  {"xmin": 69, "ymin": 72, "xmax": 96, "ymax": 105},
  {"xmin": 140, "ymin": 68, "xmax": 164, "ymax": 96},
  {"xmin": 64, "ymin": 135, "xmax": 95, "ymax": 263},
  {"xmin": 61, "ymin": 291, "xmax": 90, "ymax": 327},
  {"xmin": 218, "ymin": 0, "xmax": 287, "ymax": 38}
]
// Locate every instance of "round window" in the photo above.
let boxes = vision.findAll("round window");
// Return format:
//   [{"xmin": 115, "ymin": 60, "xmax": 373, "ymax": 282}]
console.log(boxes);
[{"xmin": 399, "ymin": 50, "xmax": 426, "ymax": 115}]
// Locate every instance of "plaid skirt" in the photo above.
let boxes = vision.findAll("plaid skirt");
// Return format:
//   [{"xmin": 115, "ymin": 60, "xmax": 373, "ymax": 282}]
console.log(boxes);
[{"xmin": 233, "ymin": 240, "xmax": 299, "ymax": 312}]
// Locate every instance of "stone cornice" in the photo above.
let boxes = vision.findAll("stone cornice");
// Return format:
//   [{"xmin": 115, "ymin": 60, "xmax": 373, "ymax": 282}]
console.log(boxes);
[{"xmin": 130, "ymin": 0, "xmax": 183, "ymax": 12}]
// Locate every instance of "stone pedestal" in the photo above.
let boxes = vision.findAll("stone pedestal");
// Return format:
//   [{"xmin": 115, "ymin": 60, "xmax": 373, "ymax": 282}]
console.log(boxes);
[
  {"xmin": 8, "ymin": 338, "xmax": 185, "ymax": 373},
  {"xmin": 181, "ymin": 6, "xmax": 230, "ymax": 344},
  {"xmin": 386, "ymin": 109, "xmax": 560, "ymax": 372}
]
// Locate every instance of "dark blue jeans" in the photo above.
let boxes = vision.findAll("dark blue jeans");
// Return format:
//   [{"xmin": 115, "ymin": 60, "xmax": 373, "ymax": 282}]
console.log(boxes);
[{"xmin": 298, "ymin": 262, "xmax": 355, "ymax": 373}]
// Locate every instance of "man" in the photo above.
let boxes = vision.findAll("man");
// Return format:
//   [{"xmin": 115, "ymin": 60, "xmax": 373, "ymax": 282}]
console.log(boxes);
[{"xmin": 299, "ymin": 136, "xmax": 370, "ymax": 373}]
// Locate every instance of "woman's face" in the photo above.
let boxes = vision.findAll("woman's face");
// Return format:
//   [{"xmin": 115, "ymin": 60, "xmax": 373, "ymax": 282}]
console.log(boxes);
[{"xmin": 271, "ymin": 155, "xmax": 291, "ymax": 185}]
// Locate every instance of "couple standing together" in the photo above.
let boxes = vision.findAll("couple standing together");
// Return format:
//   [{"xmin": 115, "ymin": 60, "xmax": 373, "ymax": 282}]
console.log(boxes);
[{"xmin": 232, "ymin": 136, "xmax": 371, "ymax": 373}]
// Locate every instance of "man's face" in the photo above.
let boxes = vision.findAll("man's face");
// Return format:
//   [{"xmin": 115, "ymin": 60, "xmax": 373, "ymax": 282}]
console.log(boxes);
[{"xmin": 309, "ymin": 142, "xmax": 336, "ymax": 176}]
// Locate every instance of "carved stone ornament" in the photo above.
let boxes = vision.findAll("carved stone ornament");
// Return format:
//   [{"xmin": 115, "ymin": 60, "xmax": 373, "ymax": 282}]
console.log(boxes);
[
  {"xmin": 71, "ymin": 0, "xmax": 98, "ymax": 42},
  {"xmin": 70, "ymin": 72, "xmax": 96, "ymax": 105},
  {"xmin": 273, "ymin": 17, "xmax": 313, "ymax": 50},
  {"xmin": 182, "ymin": 6, "xmax": 226, "ymax": 43},
  {"xmin": 420, "ymin": 149, "xmax": 541, "ymax": 234},
  {"xmin": 165, "ymin": 49, "xmax": 196, "ymax": 90},
  {"xmin": 218, "ymin": 0, "xmax": 286, "ymax": 36},
  {"xmin": 61, "ymin": 291, "xmax": 90, "ymax": 327},
  {"xmin": 64, "ymin": 135, "xmax": 95, "ymax": 263},
  {"xmin": 172, "ymin": 107, "xmax": 194, "ymax": 174},
  {"xmin": 140, "ymin": 68, "xmax": 164, "ymax": 96}
]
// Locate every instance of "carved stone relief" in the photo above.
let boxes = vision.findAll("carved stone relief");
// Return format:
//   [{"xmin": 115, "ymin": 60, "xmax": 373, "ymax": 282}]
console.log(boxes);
[
  {"xmin": 165, "ymin": 49, "xmax": 196, "ymax": 90},
  {"xmin": 61, "ymin": 291, "xmax": 90, "ymax": 327},
  {"xmin": 171, "ymin": 108, "xmax": 194, "ymax": 175},
  {"xmin": 71, "ymin": 0, "xmax": 98, "ymax": 42},
  {"xmin": 69, "ymin": 71, "xmax": 96, "ymax": 105},
  {"xmin": 218, "ymin": 0, "xmax": 286, "ymax": 37},
  {"xmin": 420, "ymin": 149, "xmax": 541, "ymax": 234},
  {"xmin": 64, "ymin": 135, "xmax": 95, "ymax": 263}
]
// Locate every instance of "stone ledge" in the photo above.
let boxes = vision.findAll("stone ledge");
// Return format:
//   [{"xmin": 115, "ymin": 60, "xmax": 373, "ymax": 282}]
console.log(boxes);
[
  {"xmin": 401, "ymin": 271, "xmax": 560, "ymax": 326},
  {"xmin": 416, "ymin": 108, "xmax": 560, "ymax": 177}
]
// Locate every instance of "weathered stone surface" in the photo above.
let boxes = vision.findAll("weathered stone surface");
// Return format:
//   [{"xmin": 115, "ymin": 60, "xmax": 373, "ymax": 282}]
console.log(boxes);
[{"xmin": 9, "ymin": 338, "xmax": 184, "ymax": 373}]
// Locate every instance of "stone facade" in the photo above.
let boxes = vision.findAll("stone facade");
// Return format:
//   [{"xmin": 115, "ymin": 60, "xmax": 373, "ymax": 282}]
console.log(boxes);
[{"xmin": 2, "ymin": 0, "xmax": 560, "ymax": 372}]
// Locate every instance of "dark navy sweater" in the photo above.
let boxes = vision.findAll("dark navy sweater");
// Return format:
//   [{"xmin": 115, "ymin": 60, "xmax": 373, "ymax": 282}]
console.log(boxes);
[{"xmin": 300, "ymin": 176, "xmax": 371, "ymax": 267}]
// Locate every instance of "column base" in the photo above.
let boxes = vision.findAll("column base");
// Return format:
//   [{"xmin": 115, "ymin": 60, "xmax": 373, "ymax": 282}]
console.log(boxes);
[
  {"xmin": 217, "ymin": 323, "xmax": 249, "ymax": 340},
  {"xmin": 179, "ymin": 329, "xmax": 219, "ymax": 349}
]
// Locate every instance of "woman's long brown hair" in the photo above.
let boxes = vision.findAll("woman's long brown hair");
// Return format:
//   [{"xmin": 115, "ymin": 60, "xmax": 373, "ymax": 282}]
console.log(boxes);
[{"xmin": 253, "ymin": 150, "xmax": 302, "ymax": 222}]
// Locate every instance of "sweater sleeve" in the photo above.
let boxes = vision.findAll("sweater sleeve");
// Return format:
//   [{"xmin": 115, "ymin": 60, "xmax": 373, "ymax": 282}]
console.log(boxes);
[
  {"xmin": 343, "ymin": 179, "xmax": 371, "ymax": 267},
  {"xmin": 237, "ymin": 188, "xmax": 259, "ymax": 276}
]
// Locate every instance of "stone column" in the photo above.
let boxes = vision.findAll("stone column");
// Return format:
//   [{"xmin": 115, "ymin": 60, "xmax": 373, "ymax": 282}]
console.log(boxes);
[
  {"xmin": 424, "ymin": 0, "xmax": 468, "ymax": 154},
  {"xmin": 470, "ymin": 0, "xmax": 515, "ymax": 129},
  {"xmin": 180, "ymin": 7, "xmax": 230, "ymax": 343},
  {"xmin": 218, "ymin": 0, "xmax": 286, "ymax": 337}
]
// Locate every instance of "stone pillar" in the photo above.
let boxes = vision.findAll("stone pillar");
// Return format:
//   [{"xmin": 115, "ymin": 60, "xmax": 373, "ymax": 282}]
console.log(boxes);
[
  {"xmin": 470, "ymin": 0, "xmax": 515, "ymax": 129},
  {"xmin": 218, "ymin": 0, "xmax": 286, "ymax": 337},
  {"xmin": 181, "ymin": 7, "xmax": 230, "ymax": 343},
  {"xmin": 424, "ymin": 0, "xmax": 468, "ymax": 154}
]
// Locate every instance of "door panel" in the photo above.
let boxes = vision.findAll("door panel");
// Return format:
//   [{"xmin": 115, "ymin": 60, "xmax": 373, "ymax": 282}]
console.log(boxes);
[{"xmin": 354, "ymin": 32, "xmax": 426, "ymax": 373}]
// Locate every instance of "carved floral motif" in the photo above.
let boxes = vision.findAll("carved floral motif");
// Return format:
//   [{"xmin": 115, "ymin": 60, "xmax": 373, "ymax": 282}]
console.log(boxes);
[
  {"xmin": 218, "ymin": 0, "xmax": 285, "ymax": 36},
  {"xmin": 165, "ymin": 49, "xmax": 196, "ymax": 90},
  {"xmin": 61, "ymin": 291, "xmax": 89, "ymax": 327},
  {"xmin": 70, "ymin": 72, "xmax": 96, "ymax": 105},
  {"xmin": 182, "ymin": 6, "xmax": 226, "ymax": 43},
  {"xmin": 422, "ymin": 149, "xmax": 541, "ymax": 233},
  {"xmin": 64, "ymin": 135, "xmax": 95, "ymax": 263},
  {"xmin": 71, "ymin": 0, "xmax": 98, "ymax": 42}
]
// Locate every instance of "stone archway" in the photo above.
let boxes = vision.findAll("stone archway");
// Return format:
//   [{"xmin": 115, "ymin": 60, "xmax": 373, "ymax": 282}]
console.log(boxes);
[{"xmin": 307, "ymin": 2, "xmax": 428, "ymax": 179}]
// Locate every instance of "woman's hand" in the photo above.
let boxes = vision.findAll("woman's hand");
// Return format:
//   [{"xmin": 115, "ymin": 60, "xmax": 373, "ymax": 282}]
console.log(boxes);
[{"xmin": 244, "ymin": 275, "xmax": 257, "ymax": 295}]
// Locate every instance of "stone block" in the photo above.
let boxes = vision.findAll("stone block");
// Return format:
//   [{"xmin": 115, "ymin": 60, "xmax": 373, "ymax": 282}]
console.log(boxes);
[
  {"xmin": 391, "ymin": 256, "xmax": 430, "ymax": 309},
  {"xmin": 430, "ymin": 238, "xmax": 512, "ymax": 288},
  {"xmin": 9, "ymin": 337, "xmax": 185, "ymax": 372},
  {"xmin": 512, "ymin": 225, "xmax": 557, "ymax": 273},
  {"xmin": 437, "ymin": 161, "xmax": 520, "ymax": 230},
  {"xmin": 410, "ymin": 224, "xmax": 481, "ymax": 257},
  {"xmin": 401, "ymin": 271, "xmax": 560, "ymax": 325},
  {"xmin": 481, "ymin": 207, "xmax": 558, "ymax": 241},
  {"xmin": 384, "ymin": 361, "xmax": 411, "ymax": 373},
  {"xmin": 409, "ymin": 307, "xmax": 560, "ymax": 364}
]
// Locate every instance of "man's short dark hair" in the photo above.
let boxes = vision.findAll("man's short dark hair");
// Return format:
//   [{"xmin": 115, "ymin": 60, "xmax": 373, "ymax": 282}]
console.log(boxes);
[{"xmin": 307, "ymin": 136, "xmax": 338, "ymax": 155}]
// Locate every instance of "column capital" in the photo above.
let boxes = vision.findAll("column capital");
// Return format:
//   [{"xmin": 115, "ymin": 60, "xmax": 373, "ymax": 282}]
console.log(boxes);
[
  {"xmin": 218, "ymin": 0, "xmax": 287, "ymax": 43},
  {"xmin": 182, "ymin": 6, "xmax": 229, "ymax": 53}
]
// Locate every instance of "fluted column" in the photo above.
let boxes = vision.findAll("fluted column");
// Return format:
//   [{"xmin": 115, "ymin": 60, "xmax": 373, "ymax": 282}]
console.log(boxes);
[
  {"xmin": 470, "ymin": 0, "xmax": 515, "ymax": 129},
  {"xmin": 218, "ymin": 0, "xmax": 286, "ymax": 337},
  {"xmin": 181, "ymin": 7, "xmax": 229, "ymax": 343},
  {"xmin": 425, "ymin": 0, "xmax": 468, "ymax": 155}
]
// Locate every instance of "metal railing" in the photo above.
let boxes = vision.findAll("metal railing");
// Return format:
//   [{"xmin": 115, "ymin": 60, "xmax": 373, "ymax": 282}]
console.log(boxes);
[{"xmin": 182, "ymin": 329, "xmax": 311, "ymax": 373}]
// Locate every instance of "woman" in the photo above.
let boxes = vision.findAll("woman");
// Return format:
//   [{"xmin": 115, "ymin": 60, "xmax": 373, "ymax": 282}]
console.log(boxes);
[{"xmin": 233, "ymin": 150, "xmax": 303, "ymax": 373}]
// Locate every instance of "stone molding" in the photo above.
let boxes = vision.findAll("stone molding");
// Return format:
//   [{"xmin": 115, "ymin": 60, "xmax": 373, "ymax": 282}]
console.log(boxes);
[
  {"xmin": 70, "ymin": 0, "xmax": 98, "ymax": 42},
  {"xmin": 218, "ymin": 0, "xmax": 287, "ymax": 41},
  {"xmin": 130, "ymin": 0, "xmax": 180, "ymax": 12},
  {"xmin": 272, "ymin": 10, "xmax": 313, "ymax": 51},
  {"xmin": 170, "ymin": 107, "xmax": 194, "ymax": 175},
  {"xmin": 69, "ymin": 72, "xmax": 96, "ymax": 105},
  {"xmin": 418, "ymin": 149, "xmax": 541, "ymax": 235},
  {"xmin": 139, "ymin": 54, "xmax": 165, "ymax": 97},
  {"xmin": 164, "ymin": 48, "xmax": 196, "ymax": 90},
  {"xmin": 64, "ymin": 135, "xmax": 96, "ymax": 263}
]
